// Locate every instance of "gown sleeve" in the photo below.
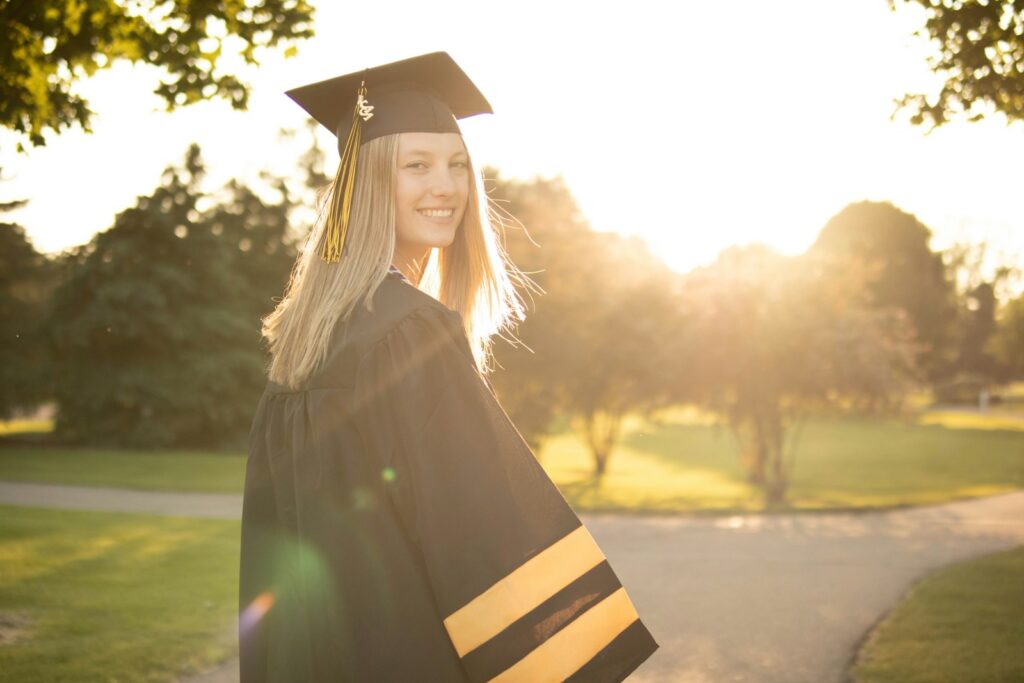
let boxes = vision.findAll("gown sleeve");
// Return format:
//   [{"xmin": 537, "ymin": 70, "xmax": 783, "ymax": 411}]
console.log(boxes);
[{"xmin": 352, "ymin": 306, "xmax": 658, "ymax": 682}]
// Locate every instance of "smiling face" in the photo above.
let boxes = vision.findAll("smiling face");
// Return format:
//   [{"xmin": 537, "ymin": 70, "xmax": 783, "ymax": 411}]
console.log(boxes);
[{"xmin": 393, "ymin": 132, "xmax": 470, "ymax": 265}]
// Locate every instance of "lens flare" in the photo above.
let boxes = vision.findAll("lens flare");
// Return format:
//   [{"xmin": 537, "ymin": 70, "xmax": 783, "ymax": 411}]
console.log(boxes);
[{"xmin": 239, "ymin": 591, "xmax": 275, "ymax": 635}]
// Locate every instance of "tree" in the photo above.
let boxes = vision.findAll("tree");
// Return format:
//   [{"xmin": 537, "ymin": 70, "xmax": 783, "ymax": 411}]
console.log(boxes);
[
  {"xmin": 942, "ymin": 241, "xmax": 1020, "ymax": 387},
  {"xmin": 990, "ymin": 293, "xmax": 1024, "ymax": 379},
  {"xmin": 488, "ymin": 171, "xmax": 683, "ymax": 479},
  {"xmin": 811, "ymin": 201, "xmax": 957, "ymax": 382},
  {"xmin": 486, "ymin": 171, "xmax": 590, "ymax": 450},
  {"xmin": 46, "ymin": 144, "xmax": 296, "ymax": 447},
  {"xmin": 681, "ymin": 245, "xmax": 917, "ymax": 507},
  {"xmin": 1, "ymin": 0, "xmax": 314, "ymax": 149},
  {"xmin": 956, "ymin": 281, "xmax": 1000, "ymax": 379},
  {"xmin": 889, "ymin": 0, "xmax": 1024, "ymax": 128},
  {"xmin": 534, "ymin": 231, "xmax": 683, "ymax": 480},
  {"xmin": 0, "ymin": 209, "xmax": 54, "ymax": 419}
]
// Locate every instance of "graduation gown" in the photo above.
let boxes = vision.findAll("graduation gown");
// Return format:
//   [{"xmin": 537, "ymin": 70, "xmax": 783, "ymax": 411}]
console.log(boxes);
[{"xmin": 239, "ymin": 271, "xmax": 658, "ymax": 682}]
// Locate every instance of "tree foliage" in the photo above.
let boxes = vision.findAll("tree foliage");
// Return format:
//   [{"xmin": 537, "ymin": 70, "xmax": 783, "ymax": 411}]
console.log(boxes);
[
  {"xmin": 486, "ymin": 172, "xmax": 584, "ymax": 451},
  {"xmin": 680, "ymin": 245, "xmax": 917, "ymax": 506},
  {"xmin": 487, "ymin": 172, "xmax": 683, "ymax": 478},
  {"xmin": 890, "ymin": 0, "xmax": 1024, "ymax": 128},
  {"xmin": 0, "ymin": 0, "xmax": 314, "ymax": 149},
  {"xmin": 991, "ymin": 293, "xmax": 1024, "ymax": 378},
  {"xmin": 536, "ymin": 232, "xmax": 683, "ymax": 480},
  {"xmin": 811, "ymin": 201, "xmax": 957, "ymax": 382},
  {"xmin": 46, "ymin": 144, "xmax": 297, "ymax": 447},
  {"xmin": 942, "ymin": 241, "xmax": 1020, "ymax": 386},
  {"xmin": 0, "ymin": 216, "xmax": 55, "ymax": 419},
  {"xmin": 956, "ymin": 281, "xmax": 1000, "ymax": 378}
]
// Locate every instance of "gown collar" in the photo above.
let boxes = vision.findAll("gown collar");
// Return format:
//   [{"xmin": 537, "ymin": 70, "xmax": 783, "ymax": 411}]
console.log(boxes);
[{"xmin": 387, "ymin": 264, "xmax": 411, "ymax": 284}]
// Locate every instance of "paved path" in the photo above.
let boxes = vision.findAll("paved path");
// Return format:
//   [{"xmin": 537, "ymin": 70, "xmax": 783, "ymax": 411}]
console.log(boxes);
[
  {"xmin": 2, "ymin": 482, "xmax": 1022, "ymax": 683},
  {"xmin": 595, "ymin": 492, "xmax": 1024, "ymax": 683},
  {"xmin": 0, "ymin": 481, "xmax": 242, "ymax": 519}
]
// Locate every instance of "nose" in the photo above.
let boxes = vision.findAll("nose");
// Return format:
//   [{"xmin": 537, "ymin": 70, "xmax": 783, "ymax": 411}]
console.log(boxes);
[{"xmin": 430, "ymin": 167, "xmax": 457, "ymax": 198}]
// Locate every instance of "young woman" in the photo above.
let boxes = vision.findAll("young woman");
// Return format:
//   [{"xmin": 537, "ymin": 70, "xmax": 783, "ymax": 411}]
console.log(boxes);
[{"xmin": 239, "ymin": 52, "xmax": 658, "ymax": 682}]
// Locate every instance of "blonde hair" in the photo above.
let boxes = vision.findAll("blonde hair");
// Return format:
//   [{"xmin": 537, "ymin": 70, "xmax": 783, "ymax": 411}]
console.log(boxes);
[{"xmin": 262, "ymin": 133, "xmax": 524, "ymax": 389}]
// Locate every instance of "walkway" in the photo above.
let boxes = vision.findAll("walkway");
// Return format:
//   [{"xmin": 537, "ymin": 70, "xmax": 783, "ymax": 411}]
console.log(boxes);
[{"xmin": 2, "ymin": 481, "xmax": 1022, "ymax": 682}]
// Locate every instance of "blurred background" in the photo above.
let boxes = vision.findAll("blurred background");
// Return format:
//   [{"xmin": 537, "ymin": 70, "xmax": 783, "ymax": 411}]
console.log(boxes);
[{"xmin": 1, "ymin": 1, "xmax": 1022, "ymax": 682}]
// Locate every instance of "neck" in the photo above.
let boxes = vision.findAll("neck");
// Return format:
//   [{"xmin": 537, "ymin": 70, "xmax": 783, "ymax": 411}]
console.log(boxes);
[{"xmin": 392, "ymin": 242, "xmax": 430, "ymax": 285}]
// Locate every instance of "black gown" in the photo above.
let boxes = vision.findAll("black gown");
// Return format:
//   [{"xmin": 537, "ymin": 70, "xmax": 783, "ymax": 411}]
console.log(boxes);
[{"xmin": 239, "ymin": 270, "xmax": 658, "ymax": 682}]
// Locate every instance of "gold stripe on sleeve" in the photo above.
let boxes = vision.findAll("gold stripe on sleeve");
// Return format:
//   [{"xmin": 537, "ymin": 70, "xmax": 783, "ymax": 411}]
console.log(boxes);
[
  {"xmin": 488, "ymin": 587, "xmax": 640, "ymax": 683},
  {"xmin": 443, "ymin": 525, "xmax": 606, "ymax": 657}
]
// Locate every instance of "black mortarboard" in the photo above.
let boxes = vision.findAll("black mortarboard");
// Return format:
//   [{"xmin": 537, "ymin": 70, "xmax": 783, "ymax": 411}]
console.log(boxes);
[
  {"xmin": 284, "ymin": 52, "xmax": 492, "ymax": 263},
  {"xmin": 286, "ymin": 52, "xmax": 492, "ymax": 153}
]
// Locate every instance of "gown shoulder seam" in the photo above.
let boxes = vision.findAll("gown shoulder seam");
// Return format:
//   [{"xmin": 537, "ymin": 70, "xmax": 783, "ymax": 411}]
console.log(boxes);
[{"xmin": 356, "ymin": 301, "xmax": 461, "ymax": 366}]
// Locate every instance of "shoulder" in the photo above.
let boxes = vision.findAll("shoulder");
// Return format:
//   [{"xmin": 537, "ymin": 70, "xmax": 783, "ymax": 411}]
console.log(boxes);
[
  {"xmin": 350, "ymin": 274, "xmax": 463, "ymax": 353},
  {"xmin": 265, "ymin": 274, "xmax": 468, "ymax": 393},
  {"xmin": 303, "ymin": 274, "xmax": 467, "ymax": 388}
]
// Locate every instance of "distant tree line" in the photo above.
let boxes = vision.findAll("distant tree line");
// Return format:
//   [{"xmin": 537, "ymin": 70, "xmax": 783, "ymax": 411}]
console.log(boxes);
[
  {"xmin": 2, "ymin": 142, "xmax": 302, "ymax": 448},
  {"xmin": 487, "ymin": 175, "xmax": 1024, "ymax": 505},
  {"xmin": 4, "ymin": 146, "xmax": 1024, "ymax": 505}
]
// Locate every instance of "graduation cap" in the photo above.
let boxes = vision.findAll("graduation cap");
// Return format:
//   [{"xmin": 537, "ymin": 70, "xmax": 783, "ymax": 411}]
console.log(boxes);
[{"xmin": 285, "ymin": 52, "xmax": 493, "ymax": 263}]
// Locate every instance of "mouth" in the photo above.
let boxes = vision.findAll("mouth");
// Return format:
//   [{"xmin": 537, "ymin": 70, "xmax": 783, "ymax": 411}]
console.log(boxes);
[{"xmin": 417, "ymin": 208, "xmax": 455, "ymax": 219}]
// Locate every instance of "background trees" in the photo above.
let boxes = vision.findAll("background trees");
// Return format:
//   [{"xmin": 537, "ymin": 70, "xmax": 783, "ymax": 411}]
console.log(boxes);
[
  {"xmin": 942, "ymin": 242, "xmax": 1020, "ymax": 390},
  {"xmin": 488, "ymin": 172, "xmax": 684, "ymax": 479},
  {"xmin": 0, "ymin": 212, "xmax": 56, "ymax": 419},
  {"xmin": 1, "ymin": 0, "xmax": 314, "ymax": 149},
  {"xmin": 991, "ymin": 293, "xmax": 1024, "ymax": 379},
  {"xmin": 486, "ymin": 172, "xmax": 585, "ymax": 451},
  {"xmin": 890, "ymin": 0, "xmax": 1024, "ymax": 127},
  {"xmin": 7, "ymin": 148, "xmax": 1018, "ymax": 491},
  {"xmin": 811, "ymin": 201, "xmax": 958, "ymax": 382},
  {"xmin": 4, "ymin": 149, "xmax": 1020, "ymax": 498},
  {"xmin": 46, "ymin": 145, "xmax": 296, "ymax": 447},
  {"xmin": 679, "ymin": 246, "xmax": 917, "ymax": 506},
  {"xmin": 486, "ymin": 182, "xmax": 1016, "ymax": 504}
]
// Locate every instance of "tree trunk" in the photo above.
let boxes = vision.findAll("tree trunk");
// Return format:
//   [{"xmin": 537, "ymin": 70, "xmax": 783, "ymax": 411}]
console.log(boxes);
[
  {"xmin": 761, "ymin": 407, "xmax": 788, "ymax": 508},
  {"xmin": 732, "ymin": 406, "xmax": 790, "ymax": 508},
  {"xmin": 582, "ymin": 410, "xmax": 623, "ymax": 481}
]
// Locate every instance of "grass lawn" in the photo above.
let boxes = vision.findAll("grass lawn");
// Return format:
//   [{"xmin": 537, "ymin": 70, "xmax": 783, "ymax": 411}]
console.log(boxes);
[
  {"xmin": 543, "ymin": 413, "xmax": 1024, "ymax": 513},
  {"xmin": 0, "ymin": 505, "xmax": 239, "ymax": 683},
  {"xmin": 1, "ymin": 410, "xmax": 1022, "ymax": 514},
  {"xmin": 0, "ymin": 447, "xmax": 247, "ymax": 493},
  {"xmin": 850, "ymin": 545, "xmax": 1024, "ymax": 683}
]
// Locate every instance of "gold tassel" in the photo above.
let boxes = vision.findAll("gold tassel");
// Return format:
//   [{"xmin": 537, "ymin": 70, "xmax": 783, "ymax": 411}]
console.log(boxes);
[{"xmin": 320, "ymin": 82, "xmax": 374, "ymax": 263}]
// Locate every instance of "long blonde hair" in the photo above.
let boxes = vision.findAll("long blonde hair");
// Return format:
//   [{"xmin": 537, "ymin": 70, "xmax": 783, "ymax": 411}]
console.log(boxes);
[{"xmin": 262, "ymin": 133, "xmax": 524, "ymax": 389}]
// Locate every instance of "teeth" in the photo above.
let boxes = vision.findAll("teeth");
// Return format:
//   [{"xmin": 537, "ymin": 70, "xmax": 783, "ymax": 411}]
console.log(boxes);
[{"xmin": 419, "ymin": 208, "xmax": 453, "ymax": 218}]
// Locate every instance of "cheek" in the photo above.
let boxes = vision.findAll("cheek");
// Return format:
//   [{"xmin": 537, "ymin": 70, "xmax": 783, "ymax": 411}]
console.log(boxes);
[
  {"xmin": 395, "ymin": 177, "xmax": 421, "ymax": 215},
  {"xmin": 394, "ymin": 186, "xmax": 415, "ymax": 237}
]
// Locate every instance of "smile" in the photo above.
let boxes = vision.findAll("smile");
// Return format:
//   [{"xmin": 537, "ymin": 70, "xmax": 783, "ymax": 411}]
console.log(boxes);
[{"xmin": 418, "ymin": 208, "xmax": 454, "ymax": 218}]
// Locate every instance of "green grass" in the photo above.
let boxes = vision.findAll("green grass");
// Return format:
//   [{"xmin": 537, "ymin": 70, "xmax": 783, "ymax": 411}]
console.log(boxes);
[
  {"xmin": 850, "ymin": 545, "xmax": 1024, "ymax": 683},
  {"xmin": 0, "ymin": 447, "xmax": 246, "ymax": 493},
  {"xmin": 0, "ymin": 505, "xmax": 239, "ymax": 682},
  {"xmin": 541, "ymin": 414, "xmax": 1024, "ymax": 513},
  {"xmin": 1, "ymin": 410, "xmax": 1022, "ymax": 513}
]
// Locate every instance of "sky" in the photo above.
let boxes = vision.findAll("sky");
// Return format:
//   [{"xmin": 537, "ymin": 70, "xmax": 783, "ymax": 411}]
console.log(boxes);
[{"xmin": 3, "ymin": 0, "xmax": 1023, "ymax": 279}]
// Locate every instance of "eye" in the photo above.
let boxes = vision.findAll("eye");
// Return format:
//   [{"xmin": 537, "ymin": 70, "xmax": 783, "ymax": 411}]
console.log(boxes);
[
  {"xmin": 451, "ymin": 159, "xmax": 468, "ymax": 169},
  {"xmin": 405, "ymin": 161, "xmax": 428, "ymax": 170}
]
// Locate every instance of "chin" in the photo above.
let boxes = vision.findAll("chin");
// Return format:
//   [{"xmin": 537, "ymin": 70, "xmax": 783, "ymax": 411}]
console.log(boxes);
[
  {"xmin": 420, "ymin": 225, "xmax": 459, "ymax": 249},
  {"xmin": 436, "ymin": 232, "xmax": 458, "ymax": 249}
]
